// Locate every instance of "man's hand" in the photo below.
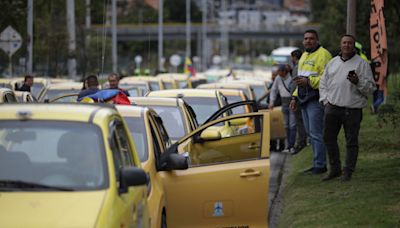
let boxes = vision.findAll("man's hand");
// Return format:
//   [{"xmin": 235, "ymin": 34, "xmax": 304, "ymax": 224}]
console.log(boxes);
[
  {"xmin": 347, "ymin": 71, "xmax": 359, "ymax": 84},
  {"xmin": 289, "ymin": 100, "xmax": 297, "ymax": 111},
  {"xmin": 268, "ymin": 103, "xmax": 274, "ymax": 110},
  {"xmin": 293, "ymin": 76, "xmax": 309, "ymax": 87}
]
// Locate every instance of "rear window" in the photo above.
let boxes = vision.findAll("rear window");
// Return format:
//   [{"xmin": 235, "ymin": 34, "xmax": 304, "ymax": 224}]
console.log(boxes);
[
  {"xmin": 182, "ymin": 97, "xmax": 220, "ymax": 125},
  {"xmin": 123, "ymin": 117, "xmax": 149, "ymax": 162},
  {"xmin": 146, "ymin": 105, "xmax": 186, "ymax": 141}
]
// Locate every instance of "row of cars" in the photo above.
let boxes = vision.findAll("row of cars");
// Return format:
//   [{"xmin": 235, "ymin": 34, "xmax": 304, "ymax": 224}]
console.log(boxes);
[{"xmin": 0, "ymin": 71, "xmax": 284, "ymax": 227}]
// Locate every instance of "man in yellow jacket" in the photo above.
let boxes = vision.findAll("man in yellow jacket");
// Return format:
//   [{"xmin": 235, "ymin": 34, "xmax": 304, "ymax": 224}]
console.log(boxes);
[{"xmin": 290, "ymin": 29, "xmax": 332, "ymax": 174}]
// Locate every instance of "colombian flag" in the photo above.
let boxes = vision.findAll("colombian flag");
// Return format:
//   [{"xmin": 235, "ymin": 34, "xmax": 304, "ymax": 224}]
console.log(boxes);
[{"xmin": 184, "ymin": 57, "xmax": 196, "ymax": 77}]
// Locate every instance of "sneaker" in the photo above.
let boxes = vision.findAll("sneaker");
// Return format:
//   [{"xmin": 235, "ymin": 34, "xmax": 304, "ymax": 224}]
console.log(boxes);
[
  {"xmin": 281, "ymin": 148, "xmax": 290, "ymax": 153},
  {"xmin": 289, "ymin": 147, "xmax": 296, "ymax": 154},
  {"xmin": 303, "ymin": 167, "xmax": 314, "ymax": 173},
  {"xmin": 312, "ymin": 166, "xmax": 327, "ymax": 174}
]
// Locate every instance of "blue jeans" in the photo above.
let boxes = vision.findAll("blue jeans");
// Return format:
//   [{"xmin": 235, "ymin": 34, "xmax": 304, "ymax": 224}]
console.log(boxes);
[
  {"xmin": 301, "ymin": 100, "xmax": 326, "ymax": 168},
  {"xmin": 282, "ymin": 102, "xmax": 297, "ymax": 148}
]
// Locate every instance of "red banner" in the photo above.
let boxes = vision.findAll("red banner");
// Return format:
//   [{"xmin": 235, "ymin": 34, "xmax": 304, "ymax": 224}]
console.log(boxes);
[{"xmin": 370, "ymin": 0, "xmax": 388, "ymax": 95}]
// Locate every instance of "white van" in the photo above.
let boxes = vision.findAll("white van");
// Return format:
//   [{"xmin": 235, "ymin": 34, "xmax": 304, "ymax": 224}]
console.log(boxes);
[{"xmin": 270, "ymin": 46, "xmax": 298, "ymax": 64}]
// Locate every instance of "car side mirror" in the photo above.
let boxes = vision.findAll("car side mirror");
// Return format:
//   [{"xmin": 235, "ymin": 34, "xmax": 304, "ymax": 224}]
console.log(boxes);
[
  {"xmin": 165, "ymin": 153, "xmax": 189, "ymax": 170},
  {"xmin": 199, "ymin": 128, "xmax": 221, "ymax": 141},
  {"xmin": 119, "ymin": 167, "xmax": 148, "ymax": 194}
]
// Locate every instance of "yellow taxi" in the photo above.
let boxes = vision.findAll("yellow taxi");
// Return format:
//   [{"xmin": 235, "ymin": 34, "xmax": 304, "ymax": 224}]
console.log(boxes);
[
  {"xmin": 116, "ymin": 105, "xmax": 173, "ymax": 228},
  {"xmin": 0, "ymin": 88, "xmax": 18, "ymax": 103},
  {"xmin": 160, "ymin": 111, "xmax": 271, "ymax": 227},
  {"xmin": 0, "ymin": 78, "xmax": 14, "ymax": 89},
  {"xmin": 13, "ymin": 91, "xmax": 37, "ymax": 103},
  {"xmin": 11, "ymin": 77, "xmax": 50, "ymax": 98},
  {"xmin": 0, "ymin": 104, "xmax": 150, "ymax": 227},
  {"xmin": 37, "ymin": 82, "xmax": 83, "ymax": 102},
  {"xmin": 120, "ymin": 76, "xmax": 165, "ymax": 91},
  {"xmin": 147, "ymin": 89, "xmax": 228, "ymax": 125},
  {"xmin": 129, "ymin": 97, "xmax": 198, "ymax": 142}
]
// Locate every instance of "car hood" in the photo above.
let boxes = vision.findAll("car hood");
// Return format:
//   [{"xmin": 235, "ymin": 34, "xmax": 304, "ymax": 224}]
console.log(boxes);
[{"xmin": 0, "ymin": 190, "xmax": 106, "ymax": 227}]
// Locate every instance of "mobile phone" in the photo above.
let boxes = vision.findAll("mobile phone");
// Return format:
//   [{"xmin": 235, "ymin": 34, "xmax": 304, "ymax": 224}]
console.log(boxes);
[{"xmin": 348, "ymin": 70, "xmax": 355, "ymax": 75}]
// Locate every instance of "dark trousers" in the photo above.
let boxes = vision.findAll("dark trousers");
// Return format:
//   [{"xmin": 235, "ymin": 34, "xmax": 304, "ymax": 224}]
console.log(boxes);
[
  {"xmin": 294, "ymin": 100, "xmax": 307, "ymax": 146},
  {"xmin": 323, "ymin": 103, "xmax": 362, "ymax": 174}
]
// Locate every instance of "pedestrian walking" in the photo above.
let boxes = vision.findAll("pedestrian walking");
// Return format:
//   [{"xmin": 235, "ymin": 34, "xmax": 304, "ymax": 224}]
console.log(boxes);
[
  {"xmin": 320, "ymin": 34, "xmax": 376, "ymax": 181},
  {"xmin": 289, "ymin": 29, "xmax": 332, "ymax": 174}
]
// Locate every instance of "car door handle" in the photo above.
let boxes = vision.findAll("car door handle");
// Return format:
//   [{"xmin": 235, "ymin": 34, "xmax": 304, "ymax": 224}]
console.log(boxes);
[
  {"xmin": 248, "ymin": 143, "xmax": 260, "ymax": 150},
  {"xmin": 240, "ymin": 170, "xmax": 262, "ymax": 177}
]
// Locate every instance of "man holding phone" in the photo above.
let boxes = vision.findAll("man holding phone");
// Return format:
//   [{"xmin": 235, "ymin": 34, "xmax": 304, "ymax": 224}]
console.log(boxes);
[{"xmin": 319, "ymin": 34, "xmax": 376, "ymax": 181}]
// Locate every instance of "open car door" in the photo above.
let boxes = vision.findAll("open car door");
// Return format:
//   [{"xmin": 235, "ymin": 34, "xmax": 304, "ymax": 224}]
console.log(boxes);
[{"xmin": 159, "ymin": 112, "xmax": 270, "ymax": 228}]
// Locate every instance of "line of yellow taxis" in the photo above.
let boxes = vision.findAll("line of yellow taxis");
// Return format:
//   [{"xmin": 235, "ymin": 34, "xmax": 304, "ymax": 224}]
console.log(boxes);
[{"xmin": 0, "ymin": 72, "xmax": 283, "ymax": 227}]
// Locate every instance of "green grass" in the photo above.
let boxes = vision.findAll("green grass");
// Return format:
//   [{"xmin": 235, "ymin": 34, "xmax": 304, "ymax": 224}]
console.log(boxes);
[{"xmin": 277, "ymin": 75, "xmax": 400, "ymax": 227}]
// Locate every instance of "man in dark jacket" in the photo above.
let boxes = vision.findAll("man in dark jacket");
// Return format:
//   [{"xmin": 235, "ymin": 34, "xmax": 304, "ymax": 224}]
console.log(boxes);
[{"xmin": 16, "ymin": 75, "xmax": 34, "ymax": 92}]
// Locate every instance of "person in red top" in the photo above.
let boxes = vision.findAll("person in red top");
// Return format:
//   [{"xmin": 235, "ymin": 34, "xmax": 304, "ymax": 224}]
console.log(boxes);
[{"xmin": 108, "ymin": 73, "xmax": 130, "ymax": 96}]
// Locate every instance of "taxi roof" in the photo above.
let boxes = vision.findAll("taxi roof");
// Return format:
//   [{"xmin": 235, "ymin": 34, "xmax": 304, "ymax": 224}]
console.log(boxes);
[
  {"xmin": 147, "ymin": 89, "xmax": 218, "ymax": 98},
  {"xmin": 0, "ymin": 103, "xmax": 117, "ymax": 122},
  {"xmin": 115, "ymin": 105, "xmax": 148, "ymax": 118},
  {"xmin": 44, "ymin": 82, "xmax": 83, "ymax": 90},
  {"xmin": 129, "ymin": 97, "xmax": 185, "ymax": 107},
  {"xmin": 121, "ymin": 76, "xmax": 160, "ymax": 83}
]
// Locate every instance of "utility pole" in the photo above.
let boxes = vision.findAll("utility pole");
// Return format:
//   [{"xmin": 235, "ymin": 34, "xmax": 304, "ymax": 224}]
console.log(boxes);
[
  {"xmin": 346, "ymin": 0, "xmax": 356, "ymax": 37},
  {"xmin": 186, "ymin": 0, "xmax": 191, "ymax": 58},
  {"xmin": 220, "ymin": 0, "xmax": 229, "ymax": 67},
  {"xmin": 27, "ymin": 0, "xmax": 33, "ymax": 75},
  {"xmin": 158, "ymin": 0, "xmax": 164, "ymax": 71},
  {"xmin": 202, "ymin": 0, "xmax": 207, "ymax": 71},
  {"xmin": 111, "ymin": 0, "xmax": 117, "ymax": 73},
  {"xmin": 66, "ymin": 0, "xmax": 77, "ymax": 79}
]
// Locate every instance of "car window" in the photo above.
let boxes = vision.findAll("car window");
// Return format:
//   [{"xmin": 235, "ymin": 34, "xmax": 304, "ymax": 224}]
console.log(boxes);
[
  {"xmin": 252, "ymin": 85, "xmax": 267, "ymax": 100},
  {"xmin": 109, "ymin": 120, "xmax": 136, "ymax": 180},
  {"xmin": 145, "ymin": 105, "xmax": 186, "ymax": 141},
  {"xmin": 225, "ymin": 95, "xmax": 246, "ymax": 114},
  {"xmin": 123, "ymin": 116, "xmax": 149, "ymax": 162},
  {"xmin": 45, "ymin": 89, "xmax": 81, "ymax": 101},
  {"xmin": 182, "ymin": 97, "xmax": 220, "ymax": 125},
  {"xmin": 180, "ymin": 115, "xmax": 263, "ymax": 167},
  {"xmin": 0, "ymin": 121, "xmax": 107, "ymax": 190},
  {"xmin": 149, "ymin": 82, "xmax": 160, "ymax": 90},
  {"xmin": 5, "ymin": 93, "xmax": 17, "ymax": 103}
]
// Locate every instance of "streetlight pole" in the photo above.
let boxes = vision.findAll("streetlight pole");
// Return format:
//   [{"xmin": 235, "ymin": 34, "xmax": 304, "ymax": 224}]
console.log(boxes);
[
  {"xmin": 346, "ymin": 0, "xmax": 356, "ymax": 37},
  {"xmin": 186, "ymin": 0, "xmax": 191, "ymax": 58},
  {"xmin": 27, "ymin": 0, "xmax": 33, "ymax": 75},
  {"xmin": 66, "ymin": 0, "xmax": 77, "ymax": 79},
  {"xmin": 202, "ymin": 0, "xmax": 207, "ymax": 71},
  {"xmin": 158, "ymin": 0, "xmax": 164, "ymax": 71},
  {"xmin": 111, "ymin": 0, "xmax": 117, "ymax": 73}
]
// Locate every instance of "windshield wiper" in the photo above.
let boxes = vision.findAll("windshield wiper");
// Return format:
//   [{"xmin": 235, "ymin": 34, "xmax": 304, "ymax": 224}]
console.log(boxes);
[{"xmin": 0, "ymin": 180, "xmax": 74, "ymax": 191}]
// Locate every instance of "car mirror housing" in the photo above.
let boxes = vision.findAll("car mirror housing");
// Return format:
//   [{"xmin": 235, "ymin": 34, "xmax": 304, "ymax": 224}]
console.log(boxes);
[
  {"xmin": 199, "ymin": 128, "xmax": 221, "ymax": 141},
  {"xmin": 119, "ymin": 167, "xmax": 148, "ymax": 194},
  {"xmin": 164, "ymin": 153, "xmax": 189, "ymax": 171}
]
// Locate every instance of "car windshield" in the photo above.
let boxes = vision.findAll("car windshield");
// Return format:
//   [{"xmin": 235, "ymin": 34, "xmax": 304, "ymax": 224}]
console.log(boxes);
[
  {"xmin": 146, "ymin": 105, "xmax": 186, "ymax": 141},
  {"xmin": 31, "ymin": 82, "xmax": 45, "ymax": 97},
  {"xmin": 181, "ymin": 97, "xmax": 220, "ymax": 125},
  {"xmin": 123, "ymin": 117, "xmax": 149, "ymax": 162},
  {"xmin": 46, "ymin": 89, "xmax": 81, "ymax": 101},
  {"xmin": 0, "ymin": 121, "xmax": 107, "ymax": 191}
]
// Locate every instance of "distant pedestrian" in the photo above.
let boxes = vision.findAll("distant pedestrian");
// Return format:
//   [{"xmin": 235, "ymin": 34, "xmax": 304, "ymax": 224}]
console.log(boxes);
[
  {"xmin": 289, "ymin": 29, "xmax": 332, "ymax": 174},
  {"xmin": 290, "ymin": 49, "xmax": 307, "ymax": 153},
  {"xmin": 107, "ymin": 73, "xmax": 130, "ymax": 96},
  {"xmin": 269, "ymin": 64, "xmax": 296, "ymax": 153},
  {"xmin": 77, "ymin": 75, "xmax": 100, "ymax": 101},
  {"xmin": 16, "ymin": 75, "xmax": 34, "ymax": 92},
  {"xmin": 320, "ymin": 34, "xmax": 376, "ymax": 181}
]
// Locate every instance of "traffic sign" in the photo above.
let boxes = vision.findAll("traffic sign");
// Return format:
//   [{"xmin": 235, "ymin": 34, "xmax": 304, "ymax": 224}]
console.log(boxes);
[{"xmin": 0, "ymin": 26, "xmax": 22, "ymax": 56}]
